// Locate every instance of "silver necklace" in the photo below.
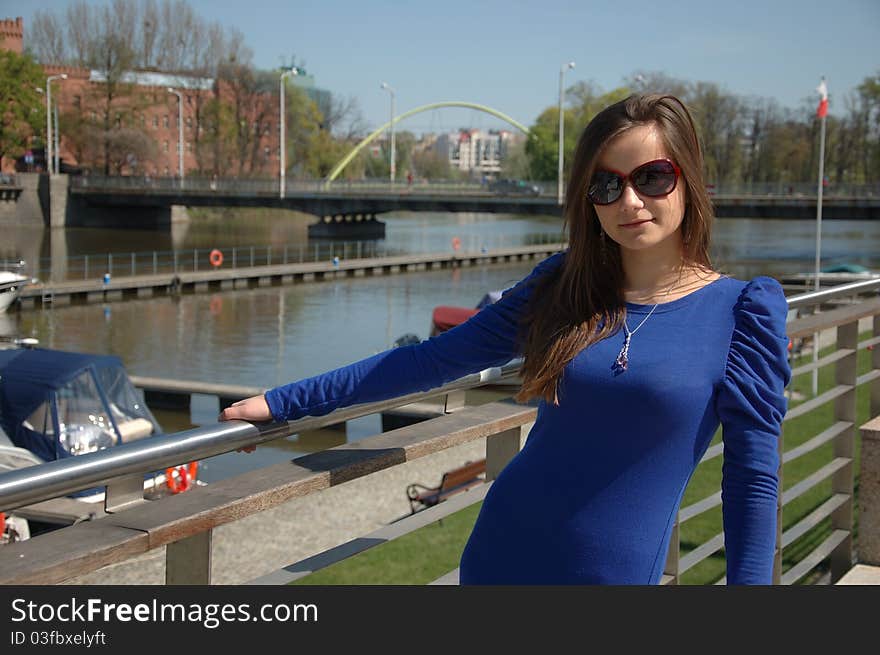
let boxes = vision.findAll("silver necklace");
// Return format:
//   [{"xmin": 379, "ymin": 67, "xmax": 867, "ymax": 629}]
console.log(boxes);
[{"xmin": 614, "ymin": 277, "xmax": 679, "ymax": 373}]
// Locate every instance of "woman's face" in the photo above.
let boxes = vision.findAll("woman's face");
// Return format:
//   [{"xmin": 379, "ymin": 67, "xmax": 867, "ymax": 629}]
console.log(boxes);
[{"xmin": 591, "ymin": 124, "xmax": 686, "ymax": 256}]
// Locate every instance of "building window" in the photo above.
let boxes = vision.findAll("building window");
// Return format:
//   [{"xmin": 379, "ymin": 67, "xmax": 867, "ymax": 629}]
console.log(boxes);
[
  {"xmin": 186, "ymin": 116, "xmax": 192, "ymax": 128},
  {"xmin": 163, "ymin": 141, "xmax": 169, "ymax": 153},
  {"xmin": 153, "ymin": 115, "xmax": 158, "ymax": 129},
  {"xmin": 186, "ymin": 142, "xmax": 192, "ymax": 153},
  {"xmin": 73, "ymin": 95, "xmax": 81, "ymax": 109},
  {"xmin": 163, "ymin": 167, "xmax": 169, "ymax": 176},
  {"xmin": 163, "ymin": 115, "xmax": 169, "ymax": 129}
]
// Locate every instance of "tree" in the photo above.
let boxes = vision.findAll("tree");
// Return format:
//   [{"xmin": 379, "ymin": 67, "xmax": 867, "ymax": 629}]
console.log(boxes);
[
  {"xmin": 0, "ymin": 51, "xmax": 46, "ymax": 171},
  {"xmin": 687, "ymin": 82, "xmax": 744, "ymax": 184},
  {"xmin": 499, "ymin": 137, "xmax": 530, "ymax": 179},
  {"xmin": 525, "ymin": 84, "xmax": 629, "ymax": 181},
  {"xmin": 412, "ymin": 148, "xmax": 452, "ymax": 180}
]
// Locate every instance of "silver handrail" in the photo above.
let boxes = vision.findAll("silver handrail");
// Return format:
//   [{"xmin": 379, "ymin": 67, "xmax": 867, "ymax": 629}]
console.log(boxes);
[
  {"xmin": 1, "ymin": 276, "xmax": 877, "ymax": 512},
  {"xmin": 786, "ymin": 277, "xmax": 880, "ymax": 309},
  {"xmin": 0, "ymin": 360, "xmax": 522, "ymax": 511}
]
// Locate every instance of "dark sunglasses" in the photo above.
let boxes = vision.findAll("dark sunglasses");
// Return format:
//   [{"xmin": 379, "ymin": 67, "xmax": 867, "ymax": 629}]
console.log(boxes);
[{"xmin": 587, "ymin": 158, "xmax": 681, "ymax": 205}]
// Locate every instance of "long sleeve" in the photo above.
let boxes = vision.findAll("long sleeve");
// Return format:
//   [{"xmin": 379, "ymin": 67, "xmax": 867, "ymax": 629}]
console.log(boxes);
[
  {"xmin": 264, "ymin": 252, "xmax": 565, "ymax": 422},
  {"xmin": 716, "ymin": 276, "xmax": 791, "ymax": 584}
]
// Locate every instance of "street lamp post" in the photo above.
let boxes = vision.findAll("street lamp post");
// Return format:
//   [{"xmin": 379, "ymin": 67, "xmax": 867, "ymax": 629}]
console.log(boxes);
[
  {"xmin": 380, "ymin": 82, "xmax": 396, "ymax": 185},
  {"xmin": 558, "ymin": 61, "xmax": 575, "ymax": 205},
  {"xmin": 279, "ymin": 68, "xmax": 299, "ymax": 198},
  {"xmin": 167, "ymin": 88, "xmax": 184, "ymax": 187},
  {"xmin": 45, "ymin": 73, "xmax": 67, "ymax": 175}
]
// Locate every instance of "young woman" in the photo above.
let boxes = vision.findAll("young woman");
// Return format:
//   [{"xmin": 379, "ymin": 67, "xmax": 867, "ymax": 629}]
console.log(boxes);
[{"xmin": 220, "ymin": 94, "xmax": 791, "ymax": 585}]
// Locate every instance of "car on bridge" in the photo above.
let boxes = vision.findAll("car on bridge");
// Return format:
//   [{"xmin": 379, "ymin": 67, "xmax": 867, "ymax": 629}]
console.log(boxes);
[{"xmin": 488, "ymin": 178, "xmax": 542, "ymax": 196}]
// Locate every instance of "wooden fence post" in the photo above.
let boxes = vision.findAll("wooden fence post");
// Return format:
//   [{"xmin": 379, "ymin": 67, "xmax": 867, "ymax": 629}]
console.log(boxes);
[
  {"xmin": 166, "ymin": 530, "xmax": 212, "ymax": 585},
  {"xmin": 486, "ymin": 421, "xmax": 532, "ymax": 481},
  {"xmin": 859, "ymin": 416, "xmax": 880, "ymax": 566}
]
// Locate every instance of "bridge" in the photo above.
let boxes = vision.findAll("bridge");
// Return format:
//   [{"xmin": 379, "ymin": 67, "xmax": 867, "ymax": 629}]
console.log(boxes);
[
  {"xmin": 6, "ymin": 171, "xmax": 879, "ymax": 234},
  {"xmin": 58, "ymin": 175, "xmax": 880, "ymax": 236}
]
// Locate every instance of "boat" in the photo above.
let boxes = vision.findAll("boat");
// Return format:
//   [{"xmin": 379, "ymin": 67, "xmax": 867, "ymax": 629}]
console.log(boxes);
[
  {"xmin": 385, "ymin": 290, "xmax": 517, "ymax": 431},
  {"xmin": 0, "ymin": 261, "xmax": 32, "ymax": 313},
  {"xmin": 779, "ymin": 263, "xmax": 880, "ymax": 288},
  {"xmin": 0, "ymin": 345, "xmax": 200, "ymax": 541},
  {"xmin": 429, "ymin": 290, "xmax": 504, "ymax": 337}
]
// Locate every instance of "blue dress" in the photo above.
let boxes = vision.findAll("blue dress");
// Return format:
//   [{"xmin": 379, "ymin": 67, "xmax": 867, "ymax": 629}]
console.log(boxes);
[{"xmin": 264, "ymin": 252, "xmax": 791, "ymax": 584}]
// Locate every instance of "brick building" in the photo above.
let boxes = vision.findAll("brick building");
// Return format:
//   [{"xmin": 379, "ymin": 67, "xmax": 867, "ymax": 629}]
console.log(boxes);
[
  {"xmin": 2, "ymin": 16, "xmax": 282, "ymax": 177},
  {"xmin": 0, "ymin": 16, "xmax": 22, "ymax": 54}
]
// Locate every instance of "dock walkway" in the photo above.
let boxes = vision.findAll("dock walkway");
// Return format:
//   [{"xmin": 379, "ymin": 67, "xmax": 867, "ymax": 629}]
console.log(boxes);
[{"xmin": 18, "ymin": 244, "xmax": 562, "ymax": 309}]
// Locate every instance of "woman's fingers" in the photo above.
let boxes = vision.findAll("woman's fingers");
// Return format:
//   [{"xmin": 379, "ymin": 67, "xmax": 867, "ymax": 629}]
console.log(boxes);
[
  {"xmin": 218, "ymin": 396, "xmax": 274, "ymax": 453},
  {"xmin": 218, "ymin": 395, "xmax": 273, "ymax": 422}
]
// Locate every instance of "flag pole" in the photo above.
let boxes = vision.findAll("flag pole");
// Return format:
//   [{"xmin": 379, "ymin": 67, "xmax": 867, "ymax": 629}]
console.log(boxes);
[{"xmin": 812, "ymin": 76, "xmax": 828, "ymax": 396}]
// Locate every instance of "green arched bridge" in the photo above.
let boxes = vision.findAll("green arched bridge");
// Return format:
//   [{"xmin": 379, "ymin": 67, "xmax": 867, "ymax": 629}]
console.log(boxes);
[{"xmin": 324, "ymin": 101, "xmax": 531, "ymax": 185}]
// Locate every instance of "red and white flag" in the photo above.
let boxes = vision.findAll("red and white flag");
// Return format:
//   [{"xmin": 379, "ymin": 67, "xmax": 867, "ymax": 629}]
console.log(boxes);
[{"xmin": 816, "ymin": 78, "xmax": 828, "ymax": 118}]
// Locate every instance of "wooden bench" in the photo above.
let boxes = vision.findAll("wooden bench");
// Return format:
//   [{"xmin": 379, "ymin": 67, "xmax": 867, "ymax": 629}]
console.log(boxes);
[{"xmin": 406, "ymin": 459, "xmax": 486, "ymax": 514}]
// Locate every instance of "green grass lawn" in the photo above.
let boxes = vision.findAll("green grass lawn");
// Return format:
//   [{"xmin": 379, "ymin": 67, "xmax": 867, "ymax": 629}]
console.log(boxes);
[{"xmin": 292, "ymin": 331, "xmax": 878, "ymax": 585}]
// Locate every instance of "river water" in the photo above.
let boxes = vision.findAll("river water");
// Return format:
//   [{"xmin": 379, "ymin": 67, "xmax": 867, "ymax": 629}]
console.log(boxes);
[{"xmin": 3, "ymin": 210, "xmax": 879, "ymax": 481}]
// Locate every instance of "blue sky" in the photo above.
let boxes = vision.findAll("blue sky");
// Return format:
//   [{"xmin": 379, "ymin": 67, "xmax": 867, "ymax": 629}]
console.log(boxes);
[{"xmin": 6, "ymin": 0, "xmax": 879, "ymax": 134}]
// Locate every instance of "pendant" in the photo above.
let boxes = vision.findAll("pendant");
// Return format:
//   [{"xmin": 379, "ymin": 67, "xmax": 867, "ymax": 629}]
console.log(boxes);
[
  {"xmin": 613, "ymin": 335, "xmax": 630, "ymax": 373},
  {"xmin": 614, "ymin": 347, "xmax": 628, "ymax": 372}
]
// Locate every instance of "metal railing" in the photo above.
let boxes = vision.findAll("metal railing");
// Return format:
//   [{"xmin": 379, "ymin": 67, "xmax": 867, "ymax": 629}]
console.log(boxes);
[
  {"xmin": 0, "ymin": 361, "xmax": 520, "ymax": 512},
  {"xmin": 67, "ymin": 174, "xmax": 880, "ymax": 198},
  {"xmin": 69, "ymin": 174, "xmax": 536, "ymax": 196},
  {"xmin": 24, "ymin": 233, "xmax": 562, "ymax": 283},
  {"xmin": 0, "ymin": 279, "xmax": 878, "ymax": 585}
]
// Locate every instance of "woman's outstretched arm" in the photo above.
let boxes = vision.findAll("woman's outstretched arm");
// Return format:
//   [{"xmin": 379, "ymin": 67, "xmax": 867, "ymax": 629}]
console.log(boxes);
[{"xmin": 220, "ymin": 252, "xmax": 565, "ymax": 425}]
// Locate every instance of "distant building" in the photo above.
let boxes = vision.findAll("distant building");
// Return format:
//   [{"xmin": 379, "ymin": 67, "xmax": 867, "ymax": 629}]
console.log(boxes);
[
  {"xmin": 0, "ymin": 16, "xmax": 23, "ymax": 54},
  {"xmin": 30, "ymin": 64, "xmax": 279, "ymax": 177},
  {"xmin": 433, "ymin": 129, "xmax": 521, "ymax": 175},
  {"xmin": 0, "ymin": 17, "xmax": 330, "ymax": 177},
  {"xmin": 291, "ymin": 71, "xmax": 332, "ymax": 121}
]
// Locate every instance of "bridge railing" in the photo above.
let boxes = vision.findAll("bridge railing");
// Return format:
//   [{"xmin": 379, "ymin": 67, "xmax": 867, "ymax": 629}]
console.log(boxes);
[
  {"xmin": 69, "ymin": 174, "xmax": 519, "ymax": 196},
  {"xmin": 0, "ymin": 280, "xmax": 878, "ymax": 585},
  {"xmin": 66, "ymin": 174, "xmax": 880, "ymax": 198}
]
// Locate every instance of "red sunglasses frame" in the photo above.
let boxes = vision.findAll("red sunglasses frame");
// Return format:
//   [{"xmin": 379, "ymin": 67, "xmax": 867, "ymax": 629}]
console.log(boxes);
[{"xmin": 587, "ymin": 158, "xmax": 682, "ymax": 205}]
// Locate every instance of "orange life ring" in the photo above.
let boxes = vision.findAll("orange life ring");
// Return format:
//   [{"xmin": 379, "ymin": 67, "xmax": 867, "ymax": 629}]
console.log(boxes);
[
  {"xmin": 209, "ymin": 249, "xmax": 223, "ymax": 267},
  {"xmin": 452, "ymin": 236, "xmax": 461, "ymax": 251},
  {"xmin": 166, "ymin": 461, "xmax": 199, "ymax": 494}
]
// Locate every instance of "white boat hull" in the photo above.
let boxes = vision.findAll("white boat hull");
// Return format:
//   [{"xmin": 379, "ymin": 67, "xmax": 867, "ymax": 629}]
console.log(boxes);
[{"xmin": 0, "ymin": 273, "xmax": 29, "ymax": 313}]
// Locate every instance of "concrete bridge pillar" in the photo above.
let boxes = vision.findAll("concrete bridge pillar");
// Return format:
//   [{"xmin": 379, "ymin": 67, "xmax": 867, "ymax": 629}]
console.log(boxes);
[
  {"xmin": 0, "ymin": 172, "xmax": 48, "ymax": 227},
  {"xmin": 49, "ymin": 174, "xmax": 69, "ymax": 228}
]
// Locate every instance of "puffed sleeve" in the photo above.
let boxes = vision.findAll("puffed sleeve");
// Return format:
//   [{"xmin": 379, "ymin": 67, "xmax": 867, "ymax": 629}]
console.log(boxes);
[
  {"xmin": 264, "ymin": 251, "xmax": 566, "ymax": 422},
  {"xmin": 716, "ymin": 276, "xmax": 791, "ymax": 584}
]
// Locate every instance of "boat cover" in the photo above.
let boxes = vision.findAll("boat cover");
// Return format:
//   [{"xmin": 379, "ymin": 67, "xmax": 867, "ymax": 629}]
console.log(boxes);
[{"xmin": 0, "ymin": 348, "xmax": 160, "ymax": 462}]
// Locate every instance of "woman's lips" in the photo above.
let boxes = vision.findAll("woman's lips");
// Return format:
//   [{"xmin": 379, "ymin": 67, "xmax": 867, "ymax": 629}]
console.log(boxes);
[{"xmin": 619, "ymin": 218, "xmax": 654, "ymax": 228}]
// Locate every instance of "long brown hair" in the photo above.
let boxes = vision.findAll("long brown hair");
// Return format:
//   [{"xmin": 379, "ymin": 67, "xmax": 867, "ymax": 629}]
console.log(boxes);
[{"xmin": 516, "ymin": 93, "xmax": 715, "ymax": 404}]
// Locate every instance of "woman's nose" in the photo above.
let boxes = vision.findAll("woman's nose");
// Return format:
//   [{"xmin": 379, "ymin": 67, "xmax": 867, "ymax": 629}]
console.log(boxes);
[{"xmin": 618, "ymin": 180, "xmax": 645, "ymax": 209}]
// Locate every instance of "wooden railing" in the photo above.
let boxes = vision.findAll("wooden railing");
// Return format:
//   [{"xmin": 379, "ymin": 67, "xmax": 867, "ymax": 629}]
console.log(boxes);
[{"xmin": 0, "ymin": 283, "xmax": 878, "ymax": 585}]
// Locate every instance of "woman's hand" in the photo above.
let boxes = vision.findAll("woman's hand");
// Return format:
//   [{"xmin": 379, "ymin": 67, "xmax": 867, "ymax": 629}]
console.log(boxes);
[
  {"xmin": 219, "ymin": 395, "xmax": 273, "ymax": 422},
  {"xmin": 218, "ymin": 394, "xmax": 274, "ymax": 453}
]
